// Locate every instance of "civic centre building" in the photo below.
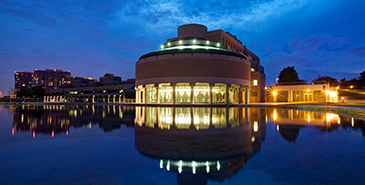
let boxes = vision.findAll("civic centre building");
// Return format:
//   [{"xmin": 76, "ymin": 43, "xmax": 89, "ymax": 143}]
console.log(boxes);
[{"xmin": 135, "ymin": 24, "xmax": 265, "ymax": 105}]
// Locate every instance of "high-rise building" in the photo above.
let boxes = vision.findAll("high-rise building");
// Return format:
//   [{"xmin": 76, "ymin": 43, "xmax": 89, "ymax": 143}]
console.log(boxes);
[
  {"xmin": 14, "ymin": 71, "xmax": 34, "ymax": 89},
  {"xmin": 33, "ymin": 69, "xmax": 71, "ymax": 90},
  {"xmin": 14, "ymin": 69, "xmax": 71, "ymax": 94}
]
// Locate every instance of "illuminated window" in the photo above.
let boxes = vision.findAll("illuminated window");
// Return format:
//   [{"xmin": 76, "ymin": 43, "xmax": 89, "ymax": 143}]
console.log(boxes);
[
  {"xmin": 229, "ymin": 85, "xmax": 239, "ymax": 104},
  {"xmin": 146, "ymin": 84, "xmax": 157, "ymax": 103},
  {"xmin": 159, "ymin": 84, "xmax": 172, "ymax": 103},
  {"xmin": 212, "ymin": 84, "xmax": 226, "ymax": 103},
  {"xmin": 194, "ymin": 84, "xmax": 209, "ymax": 104},
  {"xmin": 176, "ymin": 83, "xmax": 191, "ymax": 103},
  {"xmin": 253, "ymin": 80, "xmax": 258, "ymax": 86}
]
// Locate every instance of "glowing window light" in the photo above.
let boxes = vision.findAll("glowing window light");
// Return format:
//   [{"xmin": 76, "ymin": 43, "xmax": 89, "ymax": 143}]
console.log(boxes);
[
  {"xmin": 192, "ymin": 161, "xmax": 196, "ymax": 174},
  {"xmin": 166, "ymin": 160, "xmax": 170, "ymax": 171},
  {"xmin": 178, "ymin": 160, "xmax": 183, "ymax": 173},
  {"xmin": 276, "ymin": 125, "xmax": 279, "ymax": 131},
  {"xmin": 307, "ymin": 114, "xmax": 311, "ymax": 122},
  {"xmin": 206, "ymin": 161, "xmax": 210, "ymax": 173},
  {"xmin": 253, "ymin": 121, "xmax": 258, "ymax": 132},
  {"xmin": 253, "ymin": 80, "xmax": 258, "ymax": 86},
  {"xmin": 251, "ymin": 136, "xmax": 255, "ymax": 143},
  {"xmin": 351, "ymin": 117, "xmax": 354, "ymax": 127}
]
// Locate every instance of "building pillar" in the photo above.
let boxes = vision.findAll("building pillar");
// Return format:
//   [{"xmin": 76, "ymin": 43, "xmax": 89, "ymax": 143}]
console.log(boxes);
[
  {"xmin": 144, "ymin": 86, "xmax": 147, "ymax": 104},
  {"xmin": 190, "ymin": 83, "xmax": 195, "ymax": 104},
  {"xmin": 108, "ymin": 95, "xmax": 110, "ymax": 103},
  {"xmin": 123, "ymin": 95, "xmax": 126, "ymax": 103},
  {"xmin": 171, "ymin": 83, "xmax": 176, "ymax": 104},
  {"xmin": 288, "ymin": 91, "xmax": 293, "ymax": 103},
  {"xmin": 247, "ymin": 88, "xmax": 250, "ymax": 104},
  {"xmin": 119, "ymin": 95, "xmax": 121, "ymax": 103},
  {"xmin": 209, "ymin": 83, "xmax": 213, "ymax": 105},
  {"xmin": 226, "ymin": 84, "xmax": 231, "ymax": 105},
  {"xmin": 92, "ymin": 95, "xmax": 95, "ymax": 103},
  {"xmin": 155, "ymin": 84, "xmax": 159, "ymax": 104},
  {"xmin": 238, "ymin": 85, "xmax": 243, "ymax": 104},
  {"xmin": 113, "ymin": 95, "xmax": 116, "ymax": 103}
]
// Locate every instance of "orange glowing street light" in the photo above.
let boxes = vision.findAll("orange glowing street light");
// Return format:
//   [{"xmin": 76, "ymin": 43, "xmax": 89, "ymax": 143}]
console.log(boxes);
[{"xmin": 350, "ymin": 85, "xmax": 353, "ymax": 90}]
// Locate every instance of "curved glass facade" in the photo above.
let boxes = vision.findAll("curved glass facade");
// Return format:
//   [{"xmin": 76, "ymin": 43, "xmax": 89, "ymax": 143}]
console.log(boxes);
[{"xmin": 136, "ymin": 83, "xmax": 247, "ymax": 105}]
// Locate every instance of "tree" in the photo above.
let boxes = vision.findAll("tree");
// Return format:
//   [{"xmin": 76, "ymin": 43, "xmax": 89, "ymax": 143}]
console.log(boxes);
[
  {"xmin": 312, "ymin": 75, "xmax": 339, "ymax": 87},
  {"xmin": 359, "ymin": 70, "xmax": 365, "ymax": 87},
  {"xmin": 278, "ymin": 66, "xmax": 306, "ymax": 85},
  {"xmin": 16, "ymin": 86, "xmax": 45, "ymax": 98},
  {"xmin": 340, "ymin": 78, "xmax": 349, "ymax": 88}
]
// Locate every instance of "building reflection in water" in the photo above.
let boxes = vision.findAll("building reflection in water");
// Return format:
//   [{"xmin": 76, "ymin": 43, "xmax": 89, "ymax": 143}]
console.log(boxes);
[
  {"xmin": 266, "ymin": 109, "xmax": 365, "ymax": 142},
  {"xmin": 12, "ymin": 105, "xmax": 135, "ymax": 137},
  {"xmin": 134, "ymin": 106, "xmax": 266, "ymax": 185}
]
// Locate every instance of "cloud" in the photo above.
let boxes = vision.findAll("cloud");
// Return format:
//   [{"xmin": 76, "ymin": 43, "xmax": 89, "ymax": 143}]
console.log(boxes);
[{"xmin": 113, "ymin": 0, "xmax": 312, "ymax": 35}]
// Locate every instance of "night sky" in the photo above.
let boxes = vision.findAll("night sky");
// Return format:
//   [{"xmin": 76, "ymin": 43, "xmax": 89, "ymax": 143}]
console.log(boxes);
[{"xmin": 1, "ymin": 0, "xmax": 364, "ymax": 95}]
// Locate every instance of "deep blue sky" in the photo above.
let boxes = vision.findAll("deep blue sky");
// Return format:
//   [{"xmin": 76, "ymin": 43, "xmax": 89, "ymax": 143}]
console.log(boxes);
[{"xmin": 1, "ymin": 0, "xmax": 365, "ymax": 95}]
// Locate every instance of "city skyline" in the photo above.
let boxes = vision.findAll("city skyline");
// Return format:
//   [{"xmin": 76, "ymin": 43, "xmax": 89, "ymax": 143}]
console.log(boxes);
[{"xmin": 1, "ymin": 0, "xmax": 365, "ymax": 95}]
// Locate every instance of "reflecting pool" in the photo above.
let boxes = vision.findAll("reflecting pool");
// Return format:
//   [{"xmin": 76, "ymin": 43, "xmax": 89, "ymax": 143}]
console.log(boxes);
[{"xmin": 1, "ymin": 105, "xmax": 365, "ymax": 185}]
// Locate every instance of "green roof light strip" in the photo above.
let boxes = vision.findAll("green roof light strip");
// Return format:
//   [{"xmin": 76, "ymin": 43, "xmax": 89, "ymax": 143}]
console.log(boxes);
[{"xmin": 161, "ymin": 45, "xmax": 224, "ymax": 51}]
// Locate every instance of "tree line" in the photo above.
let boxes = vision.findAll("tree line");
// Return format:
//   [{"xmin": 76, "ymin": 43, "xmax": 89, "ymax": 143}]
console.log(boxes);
[{"xmin": 278, "ymin": 66, "xmax": 365, "ymax": 89}]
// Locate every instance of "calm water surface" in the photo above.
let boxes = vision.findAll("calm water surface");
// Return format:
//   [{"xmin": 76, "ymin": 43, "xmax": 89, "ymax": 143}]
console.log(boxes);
[{"xmin": 0, "ymin": 105, "xmax": 364, "ymax": 185}]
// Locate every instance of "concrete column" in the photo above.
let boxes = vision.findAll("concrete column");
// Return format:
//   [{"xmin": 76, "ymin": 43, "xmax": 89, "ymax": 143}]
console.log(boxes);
[
  {"xmin": 108, "ymin": 95, "xmax": 110, "ymax": 103},
  {"xmin": 92, "ymin": 95, "xmax": 95, "ymax": 103},
  {"xmin": 288, "ymin": 91, "xmax": 293, "ymax": 103},
  {"xmin": 238, "ymin": 85, "xmax": 243, "ymax": 104},
  {"xmin": 113, "ymin": 95, "xmax": 115, "ymax": 103},
  {"xmin": 119, "ymin": 95, "xmax": 121, "ymax": 103},
  {"xmin": 171, "ymin": 83, "xmax": 176, "ymax": 104},
  {"xmin": 247, "ymin": 88, "xmax": 250, "ymax": 104},
  {"xmin": 123, "ymin": 95, "xmax": 126, "ymax": 103},
  {"xmin": 209, "ymin": 83, "xmax": 213, "ymax": 105},
  {"xmin": 190, "ymin": 83, "xmax": 195, "ymax": 104},
  {"xmin": 144, "ymin": 87, "xmax": 147, "ymax": 104},
  {"xmin": 226, "ymin": 84, "xmax": 231, "ymax": 105},
  {"xmin": 155, "ymin": 84, "xmax": 159, "ymax": 104}
]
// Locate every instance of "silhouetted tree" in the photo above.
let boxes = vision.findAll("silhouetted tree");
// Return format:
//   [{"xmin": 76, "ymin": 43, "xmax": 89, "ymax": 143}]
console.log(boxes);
[
  {"xmin": 16, "ymin": 86, "xmax": 45, "ymax": 98},
  {"xmin": 278, "ymin": 66, "xmax": 306, "ymax": 85},
  {"xmin": 312, "ymin": 75, "xmax": 339, "ymax": 87},
  {"xmin": 340, "ymin": 78, "xmax": 349, "ymax": 88},
  {"xmin": 359, "ymin": 70, "xmax": 365, "ymax": 87}
]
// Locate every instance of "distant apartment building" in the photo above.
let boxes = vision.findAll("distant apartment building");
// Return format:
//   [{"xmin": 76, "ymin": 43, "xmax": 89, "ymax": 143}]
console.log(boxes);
[
  {"xmin": 44, "ymin": 73, "xmax": 135, "ymax": 103},
  {"xmin": 33, "ymin": 69, "xmax": 71, "ymax": 90},
  {"xmin": 14, "ymin": 69, "xmax": 71, "ymax": 93},
  {"xmin": 14, "ymin": 71, "xmax": 34, "ymax": 89}
]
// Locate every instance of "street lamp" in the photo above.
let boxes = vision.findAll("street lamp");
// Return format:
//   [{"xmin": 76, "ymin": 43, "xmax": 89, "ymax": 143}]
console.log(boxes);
[{"xmin": 350, "ymin": 85, "xmax": 353, "ymax": 90}]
